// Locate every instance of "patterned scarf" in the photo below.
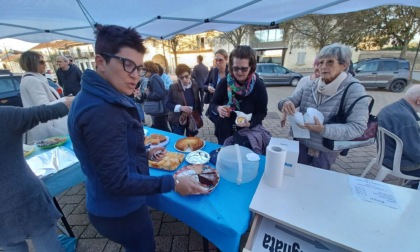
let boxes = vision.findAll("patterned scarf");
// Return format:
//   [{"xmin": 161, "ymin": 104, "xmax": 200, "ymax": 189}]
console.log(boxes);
[{"xmin": 226, "ymin": 73, "xmax": 256, "ymax": 111}]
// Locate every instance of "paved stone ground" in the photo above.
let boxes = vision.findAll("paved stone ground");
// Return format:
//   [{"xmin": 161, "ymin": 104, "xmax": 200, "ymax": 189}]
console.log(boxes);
[{"xmin": 23, "ymin": 85, "xmax": 414, "ymax": 252}]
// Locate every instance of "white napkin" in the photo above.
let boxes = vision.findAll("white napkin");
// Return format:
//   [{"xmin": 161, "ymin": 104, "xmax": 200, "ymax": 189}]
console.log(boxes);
[
  {"xmin": 234, "ymin": 111, "xmax": 252, "ymax": 122},
  {"xmin": 303, "ymin": 108, "xmax": 324, "ymax": 124}
]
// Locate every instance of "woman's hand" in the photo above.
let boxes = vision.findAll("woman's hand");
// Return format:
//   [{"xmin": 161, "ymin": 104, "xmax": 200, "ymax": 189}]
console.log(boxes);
[
  {"xmin": 174, "ymin": 175, "xmax": 209, "ymax": 196},
  {"xmin": 148, "ymin": 147, "xmax": 167, "ymax": 161},
  {"xmin": 133, "ymin": 89, "xmax": 142, "ymax": 98},
  {"xmin": 280, "ymin": 112, "xmax": 287, "ymax": 127},
  {"xmin": 282, "ymin": 101, "xmax": 296, "ymax": 115},
  {"xmin": 208, "ymin": 86, "xmax": 215, "ymax": 94},
  {"xmin": 180, "ymin": 106, "xmax": 193, "ymax": 114},
  {"xmin": 217, "ymin": 106, "xmax": 230, "ymax": 118},
  {"xmin": 59, "ymin": 96, "xmax": 75, "ymax": 110},
  {"xmin": 301, "ymin": 116, "xmax": 325, "ymax": 133}
]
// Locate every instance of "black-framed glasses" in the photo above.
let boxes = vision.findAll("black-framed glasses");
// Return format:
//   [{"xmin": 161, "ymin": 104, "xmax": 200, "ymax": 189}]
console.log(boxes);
[
  {"xmin": 101, "ymin": 52, "xmax": 147, "ymax": 76},
  {"xmin": 232, "ymin": 66, "xmax": 250, "ymax": 72},
  {"xmin": 178, "ymin": 74, "xmax": 190, "ymax": 80}
]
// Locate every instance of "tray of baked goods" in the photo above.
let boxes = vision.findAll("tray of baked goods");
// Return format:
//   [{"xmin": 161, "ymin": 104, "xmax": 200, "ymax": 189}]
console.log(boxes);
[
  {"xmin": 175, "ymin": 164, "xmax": 220, "ymax": 193},
  {"xmin": 174, "ymin": 137, "xmax": 205, "ymax": 152},
  {"xmin": 144, "ymin": 133, "xmax": 169, "ymax": 149},
  {"xmin": 148, "ymin": 151, "xmax": 185, "ymax": 171}
]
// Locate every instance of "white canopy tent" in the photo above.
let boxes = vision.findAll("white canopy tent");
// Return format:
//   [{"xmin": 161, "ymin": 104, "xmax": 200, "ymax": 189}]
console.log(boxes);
[{"xmin": 1, "ymin": 0, "xmax": 419, "ymax": 43}]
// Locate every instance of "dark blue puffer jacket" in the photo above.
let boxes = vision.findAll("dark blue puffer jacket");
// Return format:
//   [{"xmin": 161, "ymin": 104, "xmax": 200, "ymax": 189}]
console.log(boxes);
[{"xmin": 68, "ymin": 70, "xmax": 174, "ymax": 217}]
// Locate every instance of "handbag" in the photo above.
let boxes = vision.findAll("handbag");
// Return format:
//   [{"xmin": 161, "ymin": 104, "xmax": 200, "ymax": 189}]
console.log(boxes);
[
  {"xmin": 179, "ymin": 87, "xmax": 203, "ymax": 130},
  {"xmin": 143, "ymin": 75, "xmax": 167, "ymax": 116},
  {"xmin": 144, "ymin": 100, "xmax": 165, "ymax": 116},
  {"xmin": 323, "ymin": 82, "xmax": 377, "ymax": 155}
]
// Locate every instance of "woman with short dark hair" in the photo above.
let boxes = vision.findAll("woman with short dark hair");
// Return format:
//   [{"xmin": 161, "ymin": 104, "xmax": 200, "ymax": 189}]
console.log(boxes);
[
  {"xmin": 166, "ymin": 64, "xmax": 202, "ymax": 136},
  {"xmin": 209, "ymin": 45, "xmax": 268, "ymax": 145}
]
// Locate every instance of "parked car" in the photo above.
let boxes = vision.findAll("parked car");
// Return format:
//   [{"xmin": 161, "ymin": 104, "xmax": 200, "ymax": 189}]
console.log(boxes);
[
  {"xmin": 0, "ymin": 70, "xmax": 64, "ymax": 107},
  {"xmin": 353, "ymin": 58, "xmax": 411, "ymax": 93},
  {"xmin": 256, "ymin": 63, "xmax": 302, "ymax": 86},
  {"xmin": 0, "ymin": 70, "xmax": 23, "ymax": 107}
]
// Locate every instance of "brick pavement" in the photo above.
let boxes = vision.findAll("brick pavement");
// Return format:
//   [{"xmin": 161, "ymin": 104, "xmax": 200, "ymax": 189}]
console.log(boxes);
[{"xmin": 23, "ymin": 86, "xmax": 410, "ymax": 251}]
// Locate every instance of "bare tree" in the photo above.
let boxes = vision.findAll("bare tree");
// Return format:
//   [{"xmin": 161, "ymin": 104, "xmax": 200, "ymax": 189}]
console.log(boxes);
[{"xmin": 216, "ymin": 25, "xmax": 253, "ymax": 47}]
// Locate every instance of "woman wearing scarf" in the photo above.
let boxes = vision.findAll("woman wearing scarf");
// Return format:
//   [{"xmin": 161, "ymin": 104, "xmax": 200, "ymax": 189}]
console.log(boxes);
[
  {"xmin": 210, "ymin": 45, "xmax": 268, "ymax": 145},
  {"xmin": 278, "ymin": 43, "xmax": 369, "ymax": 170}
]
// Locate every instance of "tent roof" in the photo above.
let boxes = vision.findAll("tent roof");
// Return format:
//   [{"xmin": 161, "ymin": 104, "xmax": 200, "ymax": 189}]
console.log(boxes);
[{"xmin": 1, "ymin": 0, "xmax": 419, "ymax": 43}]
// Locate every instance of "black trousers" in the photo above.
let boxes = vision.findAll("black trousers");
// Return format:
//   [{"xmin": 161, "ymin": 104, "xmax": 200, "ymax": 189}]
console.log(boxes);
[{"xmin": 152, "ymin": 114, "xmax": 171, "ymax": 132}]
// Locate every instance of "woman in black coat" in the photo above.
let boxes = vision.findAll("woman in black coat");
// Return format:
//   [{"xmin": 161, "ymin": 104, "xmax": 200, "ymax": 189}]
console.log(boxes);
[
  {"xmin": 203, "ymin": 49, "xmax": 229, "ymax": 124},
  {"xmin": 209, "ymin": 46, "xmax": 268, "ymax": 145}
]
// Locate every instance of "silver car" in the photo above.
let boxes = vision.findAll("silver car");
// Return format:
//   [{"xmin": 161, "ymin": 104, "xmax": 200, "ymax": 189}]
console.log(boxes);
[
  {"xmin": 256, "ymin": 63, "xmax": 302, "ymax": 86},
  {"xmin": 353, "ymin": 58, "xmax": 411, "ymax": 93}
]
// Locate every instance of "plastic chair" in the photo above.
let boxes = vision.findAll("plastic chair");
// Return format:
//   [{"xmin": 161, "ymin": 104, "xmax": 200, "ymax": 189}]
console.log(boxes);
[{"xmin": 361, "ymin": 127, "xmax": 420, "ymax": 182}]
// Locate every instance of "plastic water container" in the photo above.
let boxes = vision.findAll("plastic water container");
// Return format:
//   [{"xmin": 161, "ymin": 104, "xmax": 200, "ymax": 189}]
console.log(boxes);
[{"xmin": 216, "ymin": 144, "xmax": 260, "ymax": 185}]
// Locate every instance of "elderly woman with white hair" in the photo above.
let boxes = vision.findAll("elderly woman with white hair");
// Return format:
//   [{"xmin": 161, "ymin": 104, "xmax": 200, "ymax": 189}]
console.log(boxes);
[{"xmin": 278, "ymin": 43, "xmax": 369, "ymax": 170}]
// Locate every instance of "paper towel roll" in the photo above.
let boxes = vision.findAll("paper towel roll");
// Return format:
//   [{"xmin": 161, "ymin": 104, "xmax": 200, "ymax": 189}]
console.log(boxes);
[{"xmin": 263, "ymin": 145, "xmax": 287, "ymax": 187}]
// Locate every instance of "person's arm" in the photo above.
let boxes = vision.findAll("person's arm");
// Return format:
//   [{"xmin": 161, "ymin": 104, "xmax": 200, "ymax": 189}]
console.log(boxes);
[
  {"xmin": 202, "ymin": 68, "xmax": 214, "ymax": 93},
  {"xmin": 249, "ymin": 81, "xmax": 268, "ymax": 128},
  {"xmin": 191, "ymin": 66, "xmax": 198, "ymax": 81},
  {"xmin": 209, "ymin": 77, "xmax": 228, "ymax": 116},
  {"xmin": 80, "ymin": 106, "xmax": 175, "ymax": 196},
  {"xmin": 165, "ymin": 86, "xmax": 179, "ymax": 112},
  {"xmin": 395, "ymin": 120, "xmax": 420, "ymax": 164},
  {"xmin": 322, "ymin": 84, "xmax": 369, "ymax": 140},
  {"xmin": 145, "ymin": 76, "xmax": 165, "ymax": 101},
  {"xmin": 76, "ymin": 67, "xmax": 83, "ymax": 82},
  {"xmin": 4, "ymin": 100, "xmax": 70, "ymax": 134}
]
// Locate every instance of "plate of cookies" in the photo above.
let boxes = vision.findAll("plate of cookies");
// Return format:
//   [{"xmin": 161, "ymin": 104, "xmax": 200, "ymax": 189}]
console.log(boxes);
[
  {"xmin": 175, "ymin": 164, "xmax": 220, "ymax": 193},
  {"xmin": 144, "ymin": 133, "xmax": 169, "ymax": 149},
  {"xmin": 174, "ymin": 137, "xmax": 205, "ymax": 152},
  {"xmin": 148, "ymin": 151, "xmax": 185, "ymax": 171}
]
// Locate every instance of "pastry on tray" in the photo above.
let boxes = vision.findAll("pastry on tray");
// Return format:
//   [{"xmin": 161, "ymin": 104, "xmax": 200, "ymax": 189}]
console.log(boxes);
[
  {"xmin": 148, "ymin": 151, "xmax": 185, "ymax": 171},
  {"xmin": 175, "ymin": 137, "xmax": 204, "ymax": 152},
  {"xmin": 144, "ymin": 133, "xmax": 166, "ymax": 146},
  {"xmin": 175, "ymin": 164, "xmax": 220, "ymax": 192}
]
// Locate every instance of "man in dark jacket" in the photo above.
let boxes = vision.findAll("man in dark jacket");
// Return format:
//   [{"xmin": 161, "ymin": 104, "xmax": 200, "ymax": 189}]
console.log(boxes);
[
  {"xmin": 56, "ymin": 55, "xmax": 82, "ymax": 96},
  {"xmin": 191, "ymin": 55, "xmax": 209, "ymax": 107},
  {"xmin": 378, "ymin": 85, "xmax": 420, "ymax": 187}
]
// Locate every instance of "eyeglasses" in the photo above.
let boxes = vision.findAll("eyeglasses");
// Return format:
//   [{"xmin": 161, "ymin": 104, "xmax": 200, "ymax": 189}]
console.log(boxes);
[
  {"xmin": 215, "ymin": 58, "xmax": 225, "ymax": 62},
  {"xmin": 39, "ymin": 60, "xmax": 46, "ymax": 65},
  {"xmin": 101, "ymin": 52, "xmax": 147, "ymax": 77},
  {"xmin": 231, "ymin": 66, "xmax": 250, "ymax": 72},
  {"xmin": 178, "ymin": 74, "xmax": 190, "ymax": 80}
]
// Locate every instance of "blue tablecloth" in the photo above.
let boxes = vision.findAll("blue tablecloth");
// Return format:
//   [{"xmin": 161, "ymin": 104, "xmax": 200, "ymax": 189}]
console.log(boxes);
[
  {"xmin": 27, "ymin": 140, "xmax": 85, "ymax": 197},
  {"xmin": 145, "ymin": 127, "xmax": 265, "ymax": 252}
]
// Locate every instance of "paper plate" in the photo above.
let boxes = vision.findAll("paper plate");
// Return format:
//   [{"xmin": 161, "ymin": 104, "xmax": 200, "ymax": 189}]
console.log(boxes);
[
  {"xmin": 23, "ymin": 144, "xmax": 35, "ymax": 157},
  {"xmin": 175, "ymin": 164, "xmax": 220, "ymax": 193},
  {"xmin": 145, "ymin": 136, "xmax": 170, "ymax": 149},
  {"xmin": 36, "ymin": 136, "xmax": 68, "ymax": 149}
]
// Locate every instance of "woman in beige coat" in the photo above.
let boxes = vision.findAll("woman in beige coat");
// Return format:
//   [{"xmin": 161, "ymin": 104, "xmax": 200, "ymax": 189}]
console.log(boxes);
[{"xmin": 19, "ymin": 51, "xmax": 68, "ymax": 141}]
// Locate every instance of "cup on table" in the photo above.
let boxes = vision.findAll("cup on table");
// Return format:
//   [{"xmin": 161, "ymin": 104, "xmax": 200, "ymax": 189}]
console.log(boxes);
[{"xmin": 223, "ymin": 106, "xmax": 231, "ymax": 117}]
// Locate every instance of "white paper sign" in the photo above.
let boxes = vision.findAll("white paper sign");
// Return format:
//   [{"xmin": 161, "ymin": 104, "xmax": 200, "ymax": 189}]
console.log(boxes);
[
  {"xmin": 348, "ymin": 176, "xmax": 399, "ymax": 209},
  {"xmin": 252, "ymin": 217, "xmax": 349, "ymax": 252}
]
